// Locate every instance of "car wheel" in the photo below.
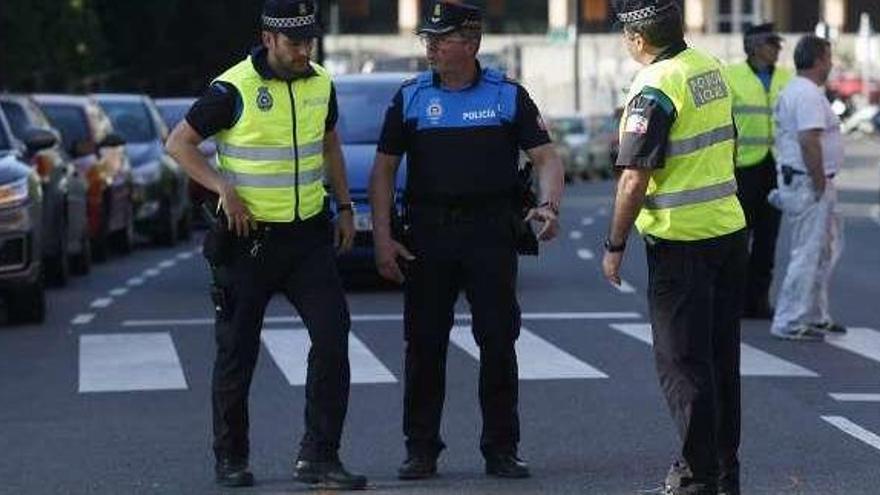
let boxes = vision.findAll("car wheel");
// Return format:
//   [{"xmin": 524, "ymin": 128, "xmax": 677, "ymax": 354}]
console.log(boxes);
[
  {"xmin": 46, "ymin": 232, "xmax": 70, "ymax": 287},
  {"xmin": 154, "ymin": 200, "xmax": 178, "ymax": 246},
  {"xmin": 177, "ymin": 205, "xmax": 192, "ymax": 241},
  {"xmin": 71, "ymin": 231, "xmax": 92, "ymax": 275},
  {"xmin": 113, "ymin": 210, "xmax": 134, "ymax": 255},
  {"xmin": 9, "ymin": 279, "xmax": 46, "ymax": 324}
]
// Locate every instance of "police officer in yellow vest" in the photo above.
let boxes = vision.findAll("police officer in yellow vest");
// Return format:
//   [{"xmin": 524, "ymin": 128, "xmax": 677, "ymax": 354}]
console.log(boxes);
[
  {"xmin": 725, "ymin": 23, "xmax": 792, "ymax": 319},
  {"xmin": 166, "ymin": 0, "xmax": 366, "ymax": 489},
  {"xmin": 603, "ymin": 2, "xmax": 747, "ymax": 494}
]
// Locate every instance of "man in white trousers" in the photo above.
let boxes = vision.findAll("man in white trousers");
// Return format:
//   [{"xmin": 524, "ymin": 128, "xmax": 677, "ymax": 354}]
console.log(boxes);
[{"xmin": 770, "ymin": 34, "xmax": 846, "ymax": 341}]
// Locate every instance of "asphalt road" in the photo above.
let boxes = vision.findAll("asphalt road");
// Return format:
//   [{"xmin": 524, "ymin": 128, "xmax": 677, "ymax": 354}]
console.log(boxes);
[{"xmin": 1, "ymin": 141, "xmax": 878, "ymax": 495}]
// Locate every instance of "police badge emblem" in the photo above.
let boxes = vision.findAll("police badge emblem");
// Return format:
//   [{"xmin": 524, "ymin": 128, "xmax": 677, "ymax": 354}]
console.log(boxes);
[
  {"xmin": 426, "ymin": 98, "xmax": 443, "ymax": 123},
  {"xmin": 431, "ymin": 3, "xmax": 441, "ymax": 22},
  {"xmin": 256, "ymin": 87, "xmax": 273, "ymax": 111},
  {"xmin": 299, "ymin": 3, "xmax": 307, "ymax": 15}
]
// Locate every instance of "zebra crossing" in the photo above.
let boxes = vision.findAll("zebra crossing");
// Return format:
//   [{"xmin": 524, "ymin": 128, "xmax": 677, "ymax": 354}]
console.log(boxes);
[{"xmin": 75, "ymin": 321, "xmax": 880, "ymax": 394}]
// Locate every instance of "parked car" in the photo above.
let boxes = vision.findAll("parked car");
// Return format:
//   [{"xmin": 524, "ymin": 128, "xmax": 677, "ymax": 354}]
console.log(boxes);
[
  {"xmin": 584, "ymin": 113, "xmax": 620, "ymax": 179},
  {"xmin": 154, "ymin": 97, "xmax": 218, "ymax": 220},
  {"xmin": 547, "ymin": 115, "xmax": 590, "ymax": 182},
  {"xmin": 0, "ymin": 108, "xmax": 45, "ymax": 323},
  {"xmin": 333, "ymin": 73, "xmax": 409, "ymax": 274},
  {"xmin": 34, "ymin": 94, "xmax": 135, "ymax": 260},
  {"xmin": 94, "ymin": 94, "xmax": 190, "ymax": 245},
  {"xmin": 0, "ymin": 95, "xmax": 91, "ymax": 283}
]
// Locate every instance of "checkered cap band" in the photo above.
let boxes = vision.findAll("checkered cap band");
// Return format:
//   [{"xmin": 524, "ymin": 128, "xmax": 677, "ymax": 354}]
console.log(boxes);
[
  {"xmin": 616, "ymin": 3, "xmax": 675, "ymax": 23},
  {"xmin": 262, "ymin": 14, "xmax": 316, "ymax": 29}
]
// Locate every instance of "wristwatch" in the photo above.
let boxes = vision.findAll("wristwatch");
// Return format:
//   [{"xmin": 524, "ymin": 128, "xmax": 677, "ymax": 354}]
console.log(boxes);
[
  {"xmin": 337, "ymin": 202, "xmax": 355, "ymax": 214},
  {"xmin": 604, "ymin": 237, "xmax": 626, "ymax": 253}
]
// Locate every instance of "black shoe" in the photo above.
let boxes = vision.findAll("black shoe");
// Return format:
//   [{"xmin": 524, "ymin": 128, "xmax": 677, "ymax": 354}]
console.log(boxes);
[
  {"xmin": 215, "ymin": 458, "xmax": 255, "ymax": 488},
  {"xmin": 398, "ymin": 455, "xmax": 438, "ymax": 480},
  {"xmin": 293, "ymin": 459, "xmax": 367, "ymax": 490},
  {"xmin": 485, "ymin": 453, "xmax": 530, "ymax": 479},
  {"xmin": 718, "ymin": 469, "xmax": 739, "ymax": 495}
]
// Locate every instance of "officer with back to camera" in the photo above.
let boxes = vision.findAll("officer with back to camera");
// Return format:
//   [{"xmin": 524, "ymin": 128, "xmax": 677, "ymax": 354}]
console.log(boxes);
[{"xmin": 603, "ymin": 1, "xmax": 748, "ymax": 493}]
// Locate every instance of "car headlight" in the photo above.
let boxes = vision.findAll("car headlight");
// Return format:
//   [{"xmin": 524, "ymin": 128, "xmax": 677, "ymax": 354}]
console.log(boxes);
[
  {"xmin": 0, "ymin": 176, "xmax": 29, "ymax": 209},
  {"xmin": 132, "ymin": 160, "xmax": 162, "ymax": 185}
]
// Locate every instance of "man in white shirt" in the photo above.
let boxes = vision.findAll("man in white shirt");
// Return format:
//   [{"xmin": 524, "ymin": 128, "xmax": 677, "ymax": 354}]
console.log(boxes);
[{"xmin": 770, "ymin": 35, "xmax": 846, "ymax": 341}]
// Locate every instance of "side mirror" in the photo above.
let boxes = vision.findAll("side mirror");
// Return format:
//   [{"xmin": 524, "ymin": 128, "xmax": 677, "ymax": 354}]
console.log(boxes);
[
  {"xmin": 23, "ymin": 127, "xmax": 58, "ymax": 153},
  {"xmin": 99, "ymin": 132, "xmax": 126, "ymax": 148}
]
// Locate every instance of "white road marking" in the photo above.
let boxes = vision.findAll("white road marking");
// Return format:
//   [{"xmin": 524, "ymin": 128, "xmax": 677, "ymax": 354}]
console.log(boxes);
[
  {"xmin": 127, "ymin": 277, "xmax": 145, "ymax": 287},
  {"xmin": 610, "ymin": 323, "xmax": 819, "ymax": 377},
  {"xmin": 821, "ymin": 416, "xmax": 880, "ymax": 452},
  {"xmin": 450, "ymin": 326, "xmax": 608, "ymax": 380},
  {"xmin": 90, "ymin": 298, "xmax": 113, "ymax": 309},
  {"xmin": 176, "ymin": 252, "xmax": 194, "ymax": 260},
  {"xmin": 581, "ymin": 217, "xmax": 595, "ymax": 226},
  {"xmin": 615, "ymin": 280, "xmax": 636, "ymax": 293},
  {"xmin": 569, "ymin": 230, "xmax": 583, "ymax": 240},
  {"xmin": 71, "ymin": 313, "xmax": 95, "ymax": 325},
  {"xmin": 261, "ymin": 329, "xmax": 396, "ymax": 385},
  {"xmin": 79, "ymin": 333, "xmax": 188, "ymax": 393},
  {"xmin": 830, "ymin": 393, "xmax": 880, "ymax": 402},
  {"xmin": 826, "ymin": 327, "xmax": 880, "ymax": 364},
  {"xmin": 158, "ymin": 260, "xmax": 176, "ymax": 269},
  {"xmin": 122, "ymin": 312, "xmax": 642, "ymax": 327},
  {"xmin": 577, "ymin": 248, "xmax": 595, "ymax": 260},
  {"xmin": 144, "ymin": 268, "xmax": 160, "ymax": 277},
  {"xmin": 109, "ymin": 288, "xmax": 128, "ymax": 297}
]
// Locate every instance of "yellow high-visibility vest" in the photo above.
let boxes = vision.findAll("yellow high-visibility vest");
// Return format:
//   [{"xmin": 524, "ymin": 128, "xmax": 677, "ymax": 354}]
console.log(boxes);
[
  {"xmin": 725, "ymin": 61, "xmax": 793, "ymax": 167},
  {"xmin": 213, "ymin": 57, "xmax": 330, "ymax": 222},
  {"xmin": 621, "ymin": 48, "xmax": 746, "ymax": 241}
]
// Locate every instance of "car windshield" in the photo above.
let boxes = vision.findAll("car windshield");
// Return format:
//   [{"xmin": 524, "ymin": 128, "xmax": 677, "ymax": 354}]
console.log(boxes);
[
  {"xmin": 335, "ymin": 79, "xmax": 401, "ymax": 144},
  {"xmin": 156, "ymin": 102, "xmax": 190, "ymax": 129},
  {"xmin": 0, "ymin": 102, "xmax": 31, "ymax": 140},
  {"xmin": 100, "ymin": 100, "xmax": 156, "ymax": 143},
  {"xmin": 40, "ymin": 104, "xmax": 88, "ymax": 151}
]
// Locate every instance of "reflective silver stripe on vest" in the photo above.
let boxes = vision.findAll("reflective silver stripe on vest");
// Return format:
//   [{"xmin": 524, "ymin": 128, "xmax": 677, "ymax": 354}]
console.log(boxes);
[
  {"xmin": 737, "ymin": 136, "xmax": 774, "ymax": 146},
  {"xmin": 733, "ymin": 105, "xmax": 772, "ymax": 115},
  {"xmin": 643, "ymin": 179, "xmax": 738, "ymax": 210},
  {"xmin": 223, "ymin": 168, "xmax": 324, "ymax": 188},
  {"xmin": 217, "ymin": 141, "xmax": 324, "ymax": 161},
  {"xmin": 667, "ymin": 124, "xmax": 736, "ymax": 158}
]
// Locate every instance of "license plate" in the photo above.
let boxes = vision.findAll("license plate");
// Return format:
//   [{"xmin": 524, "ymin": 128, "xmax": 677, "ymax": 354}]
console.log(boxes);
[{"xmin": 354, "ymin": 212, "xmax": 372, "ymax": 232}]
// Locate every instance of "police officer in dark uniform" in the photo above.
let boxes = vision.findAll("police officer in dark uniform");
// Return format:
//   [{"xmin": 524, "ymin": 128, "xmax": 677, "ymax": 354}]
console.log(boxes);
[
  {"xmin": 166, "ymin": 0, "xmax": 365, "ymax": 489},
  {"xmin": 369, "ymin": 0, "xmax": 564, "ymax": 481},
  {"xmin": 603, "ymin": 1, "xmax": 747, "ymax": 494}
]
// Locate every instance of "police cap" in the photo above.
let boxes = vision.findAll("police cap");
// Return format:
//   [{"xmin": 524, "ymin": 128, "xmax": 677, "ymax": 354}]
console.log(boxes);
[
  {"xmin": 417, "ymin": 1, "xmax": 483, "ymax": 36},
  {"xmin": 262, "ymin": 0, "xmax": 322, "ymax": 39},
  {"xmin": 614, "ymin": 0, "xmax": 678, "ymax": 25},
  {"xmin": 745, "ymin": 22, "xmax": 783, "ymax": 46}
]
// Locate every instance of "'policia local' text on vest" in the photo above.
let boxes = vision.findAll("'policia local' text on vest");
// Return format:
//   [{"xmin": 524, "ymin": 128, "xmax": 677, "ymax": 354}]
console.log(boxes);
[
  {"xmin": 621, "ymin": 47, "xmax": 746, "ymax": 241},
  {"xmin": 725, "ymin": 62, "xmax": 793, "ymax": 167},
  {"xmin": 213, "ymin": 57, "xmax": 330, "ymax": 222}
]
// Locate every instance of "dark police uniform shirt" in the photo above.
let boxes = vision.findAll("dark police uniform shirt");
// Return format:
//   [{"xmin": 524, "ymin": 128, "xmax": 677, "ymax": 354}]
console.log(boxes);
[
  {"xmin": 377, "ymin": 65, "xmax": 551, "ymax": 202},
  {"xmin": 185, "ymin": 46, "xmax": 338, "ymax": 139},
  {"xmin": 615, "ymin": 41, "xmax": 688, "ymax": 170}
]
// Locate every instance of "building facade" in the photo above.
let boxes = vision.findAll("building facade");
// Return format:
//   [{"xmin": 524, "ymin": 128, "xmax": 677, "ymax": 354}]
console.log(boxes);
[{"xmin": 324, "ymin": 0, "xmax": 878, "ymax": 35}]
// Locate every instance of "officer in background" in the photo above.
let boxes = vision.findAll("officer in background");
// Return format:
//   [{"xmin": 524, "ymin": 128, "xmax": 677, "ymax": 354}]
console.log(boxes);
[
  {"xmin": 166, "ymin": 0, "xmax": 366, "ymax": 489},
  {"xmin": 725, "ymin": 24, "xmax": 792, "ymax": 319},
  {"xmin": 603, "ymin": 1, "xmax": 747, "ymax": 494},
  {"xmin": 369, "ymin": 0, "xmax": 564, "ymax": 481}
]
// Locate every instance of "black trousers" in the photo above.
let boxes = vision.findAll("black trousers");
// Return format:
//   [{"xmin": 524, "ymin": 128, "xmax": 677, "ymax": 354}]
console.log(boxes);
[
  {"xmin": 402, "ymin": 209, "xmax": 521, "ymax": 458},
  {"xmin": 734, "ymin": 155, "xmax": 781, "ymax": 311},
  {"xmin": 210, "ymin": 213, "xmax": 351, "ymax": 463},
  {"xmin": 646, "ymin": 229, "xmax": 747, "ymax": 487}
]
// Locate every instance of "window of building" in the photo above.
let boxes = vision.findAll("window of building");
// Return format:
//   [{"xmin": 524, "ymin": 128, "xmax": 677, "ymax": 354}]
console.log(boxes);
[{"xmin": 717, "ymin": 0, "xmax": 763, "ymax": 32}]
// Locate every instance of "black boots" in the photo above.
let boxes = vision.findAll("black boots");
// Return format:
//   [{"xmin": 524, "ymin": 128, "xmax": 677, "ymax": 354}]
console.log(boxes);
[{"xmin": 293, "ymin": 459, "xmax": 368, "ymax": 490}]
